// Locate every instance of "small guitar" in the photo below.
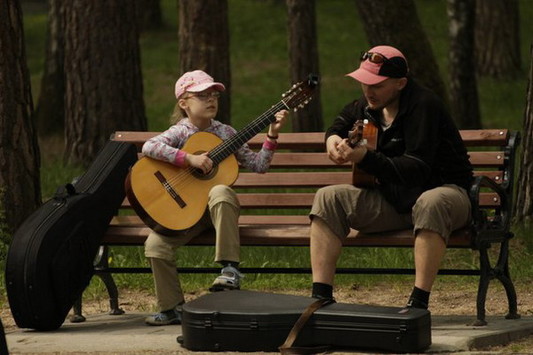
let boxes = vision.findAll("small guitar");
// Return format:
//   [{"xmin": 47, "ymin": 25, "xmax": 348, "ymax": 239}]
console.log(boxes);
[
  {"xmin": 347, "ymin": 119, "xmax": 378, "ymax": 188},
  {"xmin": 126, "ymin": 74, "xmax": 319, "ymax": 236}
]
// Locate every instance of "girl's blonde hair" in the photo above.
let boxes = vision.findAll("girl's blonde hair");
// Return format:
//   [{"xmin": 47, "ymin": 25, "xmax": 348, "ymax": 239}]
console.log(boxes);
[{"xmin": 170, "ymin": 102, "xmax": 186, "ymax": 124}]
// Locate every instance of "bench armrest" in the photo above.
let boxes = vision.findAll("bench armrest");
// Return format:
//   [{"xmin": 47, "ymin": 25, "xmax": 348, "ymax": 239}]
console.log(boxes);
[{"xmin": 468, "ymin": 175, "xmax": 512, "ymax": 248}]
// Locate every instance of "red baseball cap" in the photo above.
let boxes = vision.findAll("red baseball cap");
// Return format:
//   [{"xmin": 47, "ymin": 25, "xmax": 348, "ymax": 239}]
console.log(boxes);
[{"xmin": 346, "ymin": 45, "xmax": 409, "ymax": 85}]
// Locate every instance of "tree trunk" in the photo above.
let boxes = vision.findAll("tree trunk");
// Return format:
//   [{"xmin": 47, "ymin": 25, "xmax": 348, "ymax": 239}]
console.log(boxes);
[
  {"xmin": 355, "ymin": 0, "xmax": 448, "ymax": 105},
  {"xmin": 447, "ymin": 0, "xmax": 481, "ymax": 129},
  {"xmin": 62, "ymin": 0, "xmax": 147, "ymax": 166},
  {"xmin": 286, "ymin": 0, "xmax": 322, "ymax": 132},
  {"xmin": 475, "ymin": 0, "xmax": 521, "ymax": 79},
  {"xmin": 0, "ymin": 0, "xmax": 42, "ymax": 240},
  {"xmin": 514, "ymin": 45, "xmax": 533, "ymax": 223},
  {"xmin": 178, "ymin": 0, "xmax": 231, "ymax": 124},
  {"xmin": 136, "ymin": 0, "xmax": 163, "ymax": 32},
  {"xmin": 34, "ymin": 0, "xmax": 65, "ymax": 137}
]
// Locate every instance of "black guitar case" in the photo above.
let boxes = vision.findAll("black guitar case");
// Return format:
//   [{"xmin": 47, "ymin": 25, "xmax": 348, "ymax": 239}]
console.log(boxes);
[
  {"xmin": 5, "ymin": 140, "xmax": 137, "ymax": 330},
  {"xmin": 178, "ymin": 290, "xmax": 431, "ymax": 353}
]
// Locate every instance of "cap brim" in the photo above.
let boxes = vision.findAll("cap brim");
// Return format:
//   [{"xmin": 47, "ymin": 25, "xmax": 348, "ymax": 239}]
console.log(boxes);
[
  {"xmin": 187, "ymin": 82, "xmax": 226, "ymax": 93},
  {"xmin": 346, "ymin": 69, "xmax": 388, "ymax": 85}
]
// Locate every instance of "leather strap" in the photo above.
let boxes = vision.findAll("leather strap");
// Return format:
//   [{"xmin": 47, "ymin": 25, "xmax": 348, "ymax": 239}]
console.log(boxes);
[{"xmin": 278, "ymin": 298, "xmax": 333, "ymax": 354}]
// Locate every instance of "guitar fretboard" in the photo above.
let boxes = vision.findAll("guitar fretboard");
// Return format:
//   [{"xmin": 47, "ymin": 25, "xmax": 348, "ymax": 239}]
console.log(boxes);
[{"xmin": 208, "ymin": 101, "xmax": 288, "ymax": 165}]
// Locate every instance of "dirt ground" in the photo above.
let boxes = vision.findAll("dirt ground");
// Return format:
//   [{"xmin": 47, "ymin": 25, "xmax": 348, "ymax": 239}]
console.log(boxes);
[{"xmin": 2, "ymin": 280, "xmax": 533, "ymax": 353}]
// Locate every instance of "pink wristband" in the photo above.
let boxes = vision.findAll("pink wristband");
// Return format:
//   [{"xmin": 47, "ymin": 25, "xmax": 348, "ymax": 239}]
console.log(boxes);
[
  {"xmin": 263, "ymin": 139, "xmax": 278, "ymax": 151},
  {"xmin": 174, "ymin": 151, "xmax": 188, "ymax": 167}
]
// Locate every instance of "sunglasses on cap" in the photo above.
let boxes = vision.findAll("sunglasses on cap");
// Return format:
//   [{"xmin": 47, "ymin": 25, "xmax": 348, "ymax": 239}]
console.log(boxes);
[
  {"xmin": 360, "ymin": 51, "xmax": 408, "ymax": 78},
  {"xmin": 360, "ymin": 51, "xmax": 391, "ymax": 64}
]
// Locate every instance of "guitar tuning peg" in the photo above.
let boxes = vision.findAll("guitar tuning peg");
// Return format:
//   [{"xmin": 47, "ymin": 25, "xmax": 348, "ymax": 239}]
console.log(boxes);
[{"xmin": 282, "ymin": 93, "xmax": 286, "ymax": 97}]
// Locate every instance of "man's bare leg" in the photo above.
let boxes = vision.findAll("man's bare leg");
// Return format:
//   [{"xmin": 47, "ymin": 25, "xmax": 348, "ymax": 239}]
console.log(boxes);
[
  {"xmin": 414, "ymin": 229, "xmax": 446, "ymax": 291},
  {"xmin": 310, "ymin": 217, "xmax": 342, "ymax": 285},
  {"xmin": 407, "ymin": 229, "xmax": 446, "ymax": 309}
]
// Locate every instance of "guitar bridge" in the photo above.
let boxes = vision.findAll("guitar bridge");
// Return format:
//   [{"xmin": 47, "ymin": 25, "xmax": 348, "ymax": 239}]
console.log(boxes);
[{"xmin": 154, "ymin": 171, "xmax": 187, "ymax": 208}]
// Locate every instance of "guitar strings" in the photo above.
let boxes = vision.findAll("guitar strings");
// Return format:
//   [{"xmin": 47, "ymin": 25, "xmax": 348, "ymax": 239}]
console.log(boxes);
[{"xmin": 208, "ymin": 101, "xmax": 286, "ymax": 164}]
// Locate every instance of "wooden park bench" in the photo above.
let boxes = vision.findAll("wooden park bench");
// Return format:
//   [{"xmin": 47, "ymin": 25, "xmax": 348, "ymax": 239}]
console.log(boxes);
[{"xmin": 75, "ymin": 128, "xmax": 521, "ymax": 326}]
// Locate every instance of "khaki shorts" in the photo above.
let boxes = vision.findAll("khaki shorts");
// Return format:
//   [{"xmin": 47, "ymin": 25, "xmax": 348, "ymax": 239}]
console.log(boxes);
[{"xmin": 309, "ymin": 184, "xmax": 471, "ymax": 244}]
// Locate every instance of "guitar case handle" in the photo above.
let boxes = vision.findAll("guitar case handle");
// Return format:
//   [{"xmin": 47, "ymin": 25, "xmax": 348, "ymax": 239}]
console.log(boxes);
[
  {"xmin": 278, "ymin": 298, "xmax": 334, "ymax": 355},
  {"xmin": 54, "ymin": 182, "xmax": 78, "ymax": 201}
]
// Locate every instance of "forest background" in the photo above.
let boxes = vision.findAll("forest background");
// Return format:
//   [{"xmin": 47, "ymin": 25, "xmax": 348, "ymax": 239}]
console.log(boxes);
[{"xmin": 1, "ymin": 0, "xmax": 533, "ymax": 314}]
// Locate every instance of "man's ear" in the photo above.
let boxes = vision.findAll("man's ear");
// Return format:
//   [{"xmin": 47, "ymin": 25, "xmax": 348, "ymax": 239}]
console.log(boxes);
[{"xmin": 398, "ymin": 77, "xmax": 408, "ymax": 90}]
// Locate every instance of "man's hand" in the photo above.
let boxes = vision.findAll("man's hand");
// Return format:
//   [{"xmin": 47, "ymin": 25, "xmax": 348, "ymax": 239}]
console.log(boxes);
[
  {"xmin": 335, "ymin": 138, "xmax": 368, "ymax": 164},
  {"xmin": 326, "ymin": 135, "xmax": 346, "ymax": 164}
]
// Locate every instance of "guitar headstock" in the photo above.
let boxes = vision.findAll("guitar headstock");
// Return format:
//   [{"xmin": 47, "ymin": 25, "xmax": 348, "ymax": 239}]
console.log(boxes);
[{"xmin": 281, "ymin": 74, "xmax": 319, "ymax": 112}]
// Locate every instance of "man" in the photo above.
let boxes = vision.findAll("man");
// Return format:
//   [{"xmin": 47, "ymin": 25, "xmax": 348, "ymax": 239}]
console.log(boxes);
[{"xmin": 310, "ymin": 45, "xmax": 473, "ymax": 309}]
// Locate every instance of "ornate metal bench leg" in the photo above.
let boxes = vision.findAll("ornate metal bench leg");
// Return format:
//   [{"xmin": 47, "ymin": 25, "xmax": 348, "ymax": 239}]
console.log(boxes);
[
  {"xmin": 70, "ymin": 296, "xmax": 86, "ymax": 323},
  {"xmin": 474, "ymin": 247, "xmax": 490, "ymax": 326},
  {"xmin": 94, "ymin": 245, "xmax": 124, "ymax": 315},
  {"xmin": 495, "ymin": 239, "xmax": 520, "ymax": 320}
]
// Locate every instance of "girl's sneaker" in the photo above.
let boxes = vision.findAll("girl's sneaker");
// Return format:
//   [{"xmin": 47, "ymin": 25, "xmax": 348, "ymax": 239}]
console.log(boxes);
[
  {"xmin": 209, "ymin": 265, "xmax": 243, "ymax": 291},
  {"xmin": 145, "ymin": 304, "xmax": 182, "ymax": 326}
]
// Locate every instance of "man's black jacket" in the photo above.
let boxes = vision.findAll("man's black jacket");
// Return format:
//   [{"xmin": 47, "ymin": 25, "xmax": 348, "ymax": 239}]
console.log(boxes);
[{"xmin": 326, "ymin": 78, "xmax": 473, "ymax": 213}]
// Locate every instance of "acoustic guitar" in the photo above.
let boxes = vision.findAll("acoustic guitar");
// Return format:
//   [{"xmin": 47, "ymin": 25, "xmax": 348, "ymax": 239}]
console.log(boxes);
[
  {"xmin": 347, "ymin": 119, "xmax": 378, "ymax": 187},
  {"xmin": 126, "ymin": 75, "xmax": 319, "ymax": 236}
]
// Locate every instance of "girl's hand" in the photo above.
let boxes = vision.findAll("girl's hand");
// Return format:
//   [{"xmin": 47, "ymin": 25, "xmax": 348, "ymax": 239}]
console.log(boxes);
[
  {"xmin": 268, "ymin": 110, "xmax": 289, "ymax": 138},
  {"xmin": 185, "ymin": 152, "xmax": 213, "ymax": 174}
]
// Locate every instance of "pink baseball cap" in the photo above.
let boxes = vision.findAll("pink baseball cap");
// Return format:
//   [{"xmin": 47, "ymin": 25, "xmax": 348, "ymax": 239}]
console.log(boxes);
[
  {"xmin": 174, "ymin": 70, "xmax": 226, "ymax": 99},
  {"xmin": 346, "ymin": 45, "xmax": 409, "ymax": 85}
]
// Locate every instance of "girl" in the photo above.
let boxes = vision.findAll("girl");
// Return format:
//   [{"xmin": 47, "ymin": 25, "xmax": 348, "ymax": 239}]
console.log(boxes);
[{"xmin": 142, "ymin": 70, "xmax": 288, "ymax": 326}]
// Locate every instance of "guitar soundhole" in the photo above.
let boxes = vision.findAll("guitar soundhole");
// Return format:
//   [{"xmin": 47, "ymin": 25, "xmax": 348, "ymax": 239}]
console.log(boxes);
[{"xmin": 192, "ymin": 166, "xmax": 218, "ymax": 180}]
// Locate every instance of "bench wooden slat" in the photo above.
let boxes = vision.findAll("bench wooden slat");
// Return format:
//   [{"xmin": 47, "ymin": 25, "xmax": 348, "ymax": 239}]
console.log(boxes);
[
  {"xmin": 110, "ymin": 215, "xmax": 311, "ymax": 226},
  {"xmin": 232, "ymin": 171, "xmax": 503, "ymax": 188},
  {"xmin": 119, "ymin": 190, "xmax": 502, "ymax": 209},
  {"xmin": 238, "ymin": 192, "xmax": 501, "ymax": 208},
  {"xmin": 234, "ymin": 171, "xmax": 352, "ymax": 187},
  {"xmin": 102, "ymin": 223, "xmax": 471, "ymax": 248},
  {"xmin": 467, "ymin": 151, "xmax": 505, "ymax": 166},
  {"xmin": 263, "ymin": 151, "xmax": 505, "ymax": 168},
  {"xmin": 112, "ymin": 129, "xmax": 509, "ymax": 150},
  {"xmin": 131, "ymin": 151, "xmax": 505, "ymax": 171},
  {"xmin": 237, "ymin": 193, "xmax": 314, "ymax": 207}
]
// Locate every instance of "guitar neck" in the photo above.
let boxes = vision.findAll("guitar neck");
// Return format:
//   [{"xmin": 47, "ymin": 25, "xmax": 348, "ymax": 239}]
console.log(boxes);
[{"xmin": 209, "ymin": 101, "xmax": 288, "ymax": 165}]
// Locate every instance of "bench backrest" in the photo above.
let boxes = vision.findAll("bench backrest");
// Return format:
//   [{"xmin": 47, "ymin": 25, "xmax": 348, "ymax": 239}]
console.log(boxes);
[{"xmin": 112, "ymin": 129, "xmax": 520, "ymax": 227}]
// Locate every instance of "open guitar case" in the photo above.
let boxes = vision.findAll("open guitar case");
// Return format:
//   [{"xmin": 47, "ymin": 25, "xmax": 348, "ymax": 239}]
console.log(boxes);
[{"xmin": 5, "ymin": 140, "xmax": 138, "ymax": 331}]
